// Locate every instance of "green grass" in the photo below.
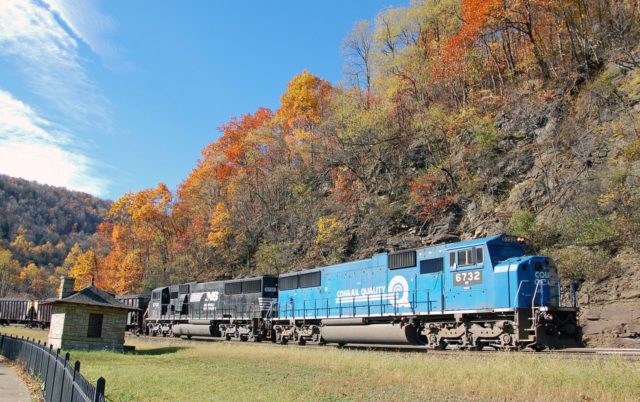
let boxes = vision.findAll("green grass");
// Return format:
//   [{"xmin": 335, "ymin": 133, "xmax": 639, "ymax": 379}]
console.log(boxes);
[{"xmin": 2, "ymin": 326, "xmax": 640, "ymax": 401}]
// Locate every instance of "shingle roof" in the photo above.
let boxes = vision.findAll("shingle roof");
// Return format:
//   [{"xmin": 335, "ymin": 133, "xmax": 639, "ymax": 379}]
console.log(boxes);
[{"xmin": 43, "ymin": 285, "xmax": 139, "ymax": 310}]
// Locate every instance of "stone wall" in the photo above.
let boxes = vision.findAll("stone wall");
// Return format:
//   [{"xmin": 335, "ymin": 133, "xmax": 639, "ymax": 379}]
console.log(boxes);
[
  {"xmin": 47, "ymin": 307, "xmax": 66, "ymax": 350},
  {"xmin": 47, "ymin": 304, "xmax": 128, "ymax": 351}
]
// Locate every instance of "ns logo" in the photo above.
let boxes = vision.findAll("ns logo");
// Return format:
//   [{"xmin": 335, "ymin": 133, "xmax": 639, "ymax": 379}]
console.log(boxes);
[{"xmin": 388, "ymin": 275, "xmax": 411, "ymax": 308}]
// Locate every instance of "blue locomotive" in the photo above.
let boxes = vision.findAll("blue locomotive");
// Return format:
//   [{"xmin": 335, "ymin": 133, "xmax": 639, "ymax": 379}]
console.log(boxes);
[
  {"xmin": 274, "ymin": 234, "xmax": 580, "ymax": 350},
  {"xmin": 137, "ymin": 234, "xmax": 579, "ymax": 350}
]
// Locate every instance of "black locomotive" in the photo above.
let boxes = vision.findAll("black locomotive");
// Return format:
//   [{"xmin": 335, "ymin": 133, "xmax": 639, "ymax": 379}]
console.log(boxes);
[{"xmin": 144, "ymin": 276, "xmax": 278, "ymax": 341}]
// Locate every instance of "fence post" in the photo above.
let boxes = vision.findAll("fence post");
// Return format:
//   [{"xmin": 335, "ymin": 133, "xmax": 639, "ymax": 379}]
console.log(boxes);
[
  {"xmin": 49, "ymin": 348, "xmax": 60, "ymax": 401},
  {"xmin": 37, "ymin": 341, "xmax": 43, "ymax": 379},
  {"xmin": 28, "ymin": 339, "xmax": 35, "ymax": 374},
  {"xmin": 69, "ymin": 361, "xmax": 80, "ymax": 402},
  {"xmin": 43, "ymin": 344, "xmax": 53, "ymax": 399},
  {"xmin": 34, "ymin": 340, "xmax": 41, "ymax": 376},
  {"xmin": 94, "ymin": 377, "xmax": 106, "ymax": 402},
  {"xmin": 58, "ymin": 352, "xmax": 70, "ymax": 402}
]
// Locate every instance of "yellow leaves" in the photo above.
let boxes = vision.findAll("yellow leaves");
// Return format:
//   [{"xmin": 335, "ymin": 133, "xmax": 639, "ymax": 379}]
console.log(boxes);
[
  {"xmin": 18, "ymin": 263, "xmax": 49, "ymax": 297},
  {"xmin": 10, "ymin": 233, "xmax": 33, "ymax": 257},
  {"xmin": 0, "ymin": 248, "xmax": 20, "ymax": 297},
  {"xmin": 315, "ymin": 216, "xmax": 347, "ymax": 264},
  {"xmin": 113, "ymin": 251, "xmax": 144, "ymax": 294},
  {"xmin": 315, "ymin": 216, "xmax": 343, "ymax": 245},
  {"xmin": 207, "ymin": 202, "xmax": 232, "ymax": 247},
  {"xmin": 69, "ymin": 250, "xmax": 99, "ymax": 289},
  {"xmin": 277, "ymin": 70, "xmax": 331, "ymax": 131}
]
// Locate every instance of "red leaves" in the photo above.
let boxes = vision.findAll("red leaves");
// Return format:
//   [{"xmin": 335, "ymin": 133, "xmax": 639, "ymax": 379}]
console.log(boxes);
[{"xmin": 411, "ymin": 173, "xmax": 454, "ymax": 221}]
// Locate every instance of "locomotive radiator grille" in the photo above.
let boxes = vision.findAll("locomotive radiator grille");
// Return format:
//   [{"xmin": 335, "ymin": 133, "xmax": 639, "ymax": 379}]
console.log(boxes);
[{"xmin": 258, "ymin": 298, "xmax": 277, "ymax": 311}]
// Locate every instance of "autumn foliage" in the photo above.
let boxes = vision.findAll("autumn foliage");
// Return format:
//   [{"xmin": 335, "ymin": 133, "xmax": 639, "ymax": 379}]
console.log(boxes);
[{"xmin": 24, "ymin": 0, "xmax": 635, "ymax": 295}]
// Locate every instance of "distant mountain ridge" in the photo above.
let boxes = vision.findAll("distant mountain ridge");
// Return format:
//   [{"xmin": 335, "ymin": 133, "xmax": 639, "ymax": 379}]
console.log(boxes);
[{"xmin": 0, "ymin": 174, "xmax": 111, "ymax": 267}]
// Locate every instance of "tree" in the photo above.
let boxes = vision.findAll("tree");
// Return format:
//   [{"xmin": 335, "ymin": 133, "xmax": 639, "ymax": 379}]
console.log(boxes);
[
  {"xmin": 343, "ymin": 20, "xmax": 374, "ymax": 106},
  {"xmin": 69, "ymin": 250, "xmax": 100, "ymax": 289},
  {"xmin": 0, "ymin": 248, "xmax": 20, "ymax": 297},
  {"xmin": 277, "ymin": 71, "xmax": 331, "ymax": 132},
  {"xmin": 315, "ymin": 216, "xmax": 347, "ymax": 264},
  {"xmin": 19, "ymin": 263, "xmax": 50, "ymax": 297}
]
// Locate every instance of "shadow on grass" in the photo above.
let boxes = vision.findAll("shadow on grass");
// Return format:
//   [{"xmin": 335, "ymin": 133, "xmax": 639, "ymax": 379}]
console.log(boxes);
[{"xmin": 134, "ymin": 347, "xmax": 187, "ymax": 355}]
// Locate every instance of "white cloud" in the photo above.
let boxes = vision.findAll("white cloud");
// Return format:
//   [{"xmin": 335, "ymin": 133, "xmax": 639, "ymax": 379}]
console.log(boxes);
[
  {"xmin": 0, "ymin": 89, "xmax": 108, "ymax": 197},
  {"xmin": 44, "ymin": 0, "xmax": 120, "ymax": 64},
  {"xmin": 0, "ymin": 0, "xmax": 109, "ymax": 126}
]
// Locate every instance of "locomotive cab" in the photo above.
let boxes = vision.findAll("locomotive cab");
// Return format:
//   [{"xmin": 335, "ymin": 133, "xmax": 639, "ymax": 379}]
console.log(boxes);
[
  {"xmin": 149, "ymin": 287, "xmax": 170, "ymax": 318},
  {"xmin": 489, "ymin": 236, "xmax": 580, "ymax": 348}
]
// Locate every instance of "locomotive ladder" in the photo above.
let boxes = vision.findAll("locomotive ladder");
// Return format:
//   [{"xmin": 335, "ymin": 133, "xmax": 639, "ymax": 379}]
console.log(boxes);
[{"xmin": 523, "ymin": 281, "xmax": 542, "ymax": 345}]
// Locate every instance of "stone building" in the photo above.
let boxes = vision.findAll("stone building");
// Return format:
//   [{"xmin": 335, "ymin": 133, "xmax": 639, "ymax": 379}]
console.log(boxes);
[{"xmin": 45, "ymin": 277, "xmax": 137, "ymax": 351}]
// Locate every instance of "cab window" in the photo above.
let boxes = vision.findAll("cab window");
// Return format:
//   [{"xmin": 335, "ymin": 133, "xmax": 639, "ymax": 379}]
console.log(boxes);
[{"xmin": 452, "ymin": 247, "xmax": 484, "ymax": 268}]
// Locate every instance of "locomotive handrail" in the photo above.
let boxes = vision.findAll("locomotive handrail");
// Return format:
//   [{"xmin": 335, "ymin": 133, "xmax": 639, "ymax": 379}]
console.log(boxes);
[
  {"xmin": 531, "ymin": 280, "xmax": 541, "ymax": 309},
  {"xmin": 513, "ymin": 280, "xmax": 530, "ymax": 306},
  {"xmin": 530, "ymin": 280, "xmax": 542, "ymax": 330},
  {"xmin": 280, "ymin": 289, "xmax": 440, "ymax": 320}
]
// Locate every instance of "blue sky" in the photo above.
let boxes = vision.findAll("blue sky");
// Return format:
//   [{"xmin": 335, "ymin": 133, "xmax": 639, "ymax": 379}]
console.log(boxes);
[{"xmin": 0, "ymin": 0, "xmax": 405, "ymax": 200}]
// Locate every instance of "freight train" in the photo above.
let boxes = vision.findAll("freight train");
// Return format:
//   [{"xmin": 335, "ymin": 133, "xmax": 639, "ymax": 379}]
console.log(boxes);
[
  {"xmin": 140, "ymin": 234, "xmax": 581, "ymax": 350},
  {"xmin": 0, "ymin": 235, "xmax": 581, "ymax": 350}
]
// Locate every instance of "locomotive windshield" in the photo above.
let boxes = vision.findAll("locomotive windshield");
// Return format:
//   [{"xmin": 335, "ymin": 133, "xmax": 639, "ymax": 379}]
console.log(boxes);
[{"xmin": 488, "ymin": 244, "xmax": 525, "ymax": 263}]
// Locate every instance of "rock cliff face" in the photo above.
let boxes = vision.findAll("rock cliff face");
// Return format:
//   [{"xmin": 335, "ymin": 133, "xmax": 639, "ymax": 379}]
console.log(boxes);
[
  {"xmin": 396, "ymin": 59, "xmax": 640, "ymax": 347},
  {"xmin": 579, "ymin": 250, "xmax": 640, "ymax": 348}
]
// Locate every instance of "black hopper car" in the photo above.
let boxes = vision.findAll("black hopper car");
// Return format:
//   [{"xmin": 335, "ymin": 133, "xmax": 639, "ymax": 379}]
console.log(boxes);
[
  {"xmin": 115, "ymin": 294, "xmax": 150, "ymax": 335},
  {"xmin": 0, "ymin": 298, "xmax": 52, "ymax": 328}
]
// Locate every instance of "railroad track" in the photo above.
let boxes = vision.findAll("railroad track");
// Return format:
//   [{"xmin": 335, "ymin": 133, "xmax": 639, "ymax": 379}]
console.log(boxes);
[
  {"xmin": 128, "ymin": 334, "xmax": 640, "ymax": 358},
  {"xmin": 549, "ymin": 347, "xmax": 640, "ymax": 357}
]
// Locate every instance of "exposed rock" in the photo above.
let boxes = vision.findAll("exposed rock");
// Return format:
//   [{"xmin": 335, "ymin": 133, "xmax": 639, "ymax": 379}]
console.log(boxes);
[{"xmin": 578, "ymin": 249, "xmax": 640, "ymax": 347}]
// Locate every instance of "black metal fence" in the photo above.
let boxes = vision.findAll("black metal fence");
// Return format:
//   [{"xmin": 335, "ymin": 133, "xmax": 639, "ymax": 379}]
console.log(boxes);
[{"xmin": 0, "ymin": 333, "xmax": 106, "ymax": 402}]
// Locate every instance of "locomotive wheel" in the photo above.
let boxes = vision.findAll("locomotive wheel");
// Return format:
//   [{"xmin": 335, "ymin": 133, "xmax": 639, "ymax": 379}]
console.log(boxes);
[{"xmin": 297, "ymin": 338, "xmax": 306, "ymax": 346}]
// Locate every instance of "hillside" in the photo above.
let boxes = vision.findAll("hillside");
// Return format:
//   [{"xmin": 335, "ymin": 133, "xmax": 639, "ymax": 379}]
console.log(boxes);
[
  {"xmin": 0, "ymin": 174, "xmax": 111, "ymax": 297},
  {"xmin": 80, "ymin": 0, "xmax": 638, "ymax": 345}
]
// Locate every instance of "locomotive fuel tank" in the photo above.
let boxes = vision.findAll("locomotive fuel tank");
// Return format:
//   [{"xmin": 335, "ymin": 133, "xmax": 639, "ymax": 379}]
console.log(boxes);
[
  {"xmin": 320, "ymin": 319, "xmax": 423, "ymax": 345},
  {"xmin": 172, "ymin": 323, "xmax": 216, "ymax": 337}
]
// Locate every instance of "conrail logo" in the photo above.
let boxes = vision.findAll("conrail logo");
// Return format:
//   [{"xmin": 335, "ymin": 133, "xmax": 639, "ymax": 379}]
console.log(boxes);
[
  {"xmin": 334, "ymin": 275, "xmax": 411, "ymax": 308},
  {"xmin": 388, "ymin": 275, "xmax": 410, "ymax": 308}
]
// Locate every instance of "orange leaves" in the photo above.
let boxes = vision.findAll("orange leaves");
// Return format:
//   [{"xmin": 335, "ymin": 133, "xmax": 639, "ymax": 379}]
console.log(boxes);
[
  {"xmin": 200, "ymin": 107, "xmax": 274, "ymax": 183},
  {"xmin": 457, "ymin": 0, "xmax": 502, "ymax": 46},
  {"xmin": 330, "ymin": 167, "xmax": 357, "ymax": 207},
  {"xmin": 434, "ymin": 0, "xmax": 501, "ymax": 82},
  {"xmin": 277, "ymin": 70, "xmax": 331, "ymax": 131},
  {"xmin": 207, "ymin": 202, "xmax": 232, "ymax": 248},
  {"xmin": 93, "ymin": 70, "xmax": 335, "ymax": 292},
  {"xmin": 94, "ymin": 183, "xmax": 179, "ymax": 294}
]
